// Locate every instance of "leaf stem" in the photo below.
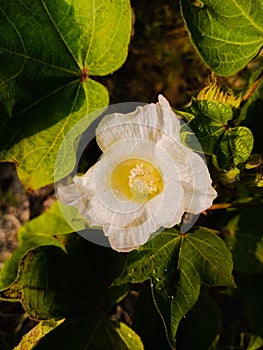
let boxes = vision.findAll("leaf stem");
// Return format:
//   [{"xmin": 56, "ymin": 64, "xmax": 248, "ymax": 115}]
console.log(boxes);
[{"xmin": 241, "ymin": 70, "xmax": 263, "ymax": 106}]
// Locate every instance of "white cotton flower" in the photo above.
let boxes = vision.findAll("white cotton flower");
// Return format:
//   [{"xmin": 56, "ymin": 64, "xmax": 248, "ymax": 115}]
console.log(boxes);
[{"xmin": 57, "ymin": 95, "xmax": 217, "ymax": 252}]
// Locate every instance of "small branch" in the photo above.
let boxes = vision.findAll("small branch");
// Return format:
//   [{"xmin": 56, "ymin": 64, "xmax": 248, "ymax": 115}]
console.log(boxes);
[
  {"xmin": 207, "ymin": 203, "xmax": 231, "ymax": 210},
  {"xmin": 241, "ymin": 70, "xmax": 263, "ymax": 105}
]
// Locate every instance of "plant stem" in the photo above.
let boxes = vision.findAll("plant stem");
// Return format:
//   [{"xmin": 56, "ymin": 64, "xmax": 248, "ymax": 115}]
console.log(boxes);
[{"xmin": 241, "ymin": 70, "xmax": 263, "ymax": 105}]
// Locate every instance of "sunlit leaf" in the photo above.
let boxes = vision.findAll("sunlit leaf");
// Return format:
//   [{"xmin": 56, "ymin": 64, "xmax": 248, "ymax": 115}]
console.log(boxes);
[
  {"xmin": 34, "ymin": 316, "xmax": 144, "ymax": 350},
  {"xmin": 113, "ymin": 228, "xmax": 234, "ymax": 347},
  {"xmin": 181, "ymin": 99, "xmax": 254, "ymax": 169},
  {"xmin": 0, "ymin": 201, "xmax": 74, "ymax": 289},
  {"xmin": 14, "ymin": 320, "xmax": 64, "ymax": 350},
  {"xmin": 0, "ymin": 0, "xmax": 131, "ymax": 189},
  {"xmin": 180, "ymin": 0, "xmax": 263, "ymax": 75},
  {"xmin": 247, "ymin": 334, "xmax": 263, "ymax": 350},
  {"xmin": 14, "ymin": 313, "xmax": 144, "ymax": 349}
]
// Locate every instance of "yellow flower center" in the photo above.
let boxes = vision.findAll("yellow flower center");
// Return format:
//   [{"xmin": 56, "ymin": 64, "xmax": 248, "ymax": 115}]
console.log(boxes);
[{"xmin": 110, "ymin": 158, "xmax": 163, "ymax": 202}]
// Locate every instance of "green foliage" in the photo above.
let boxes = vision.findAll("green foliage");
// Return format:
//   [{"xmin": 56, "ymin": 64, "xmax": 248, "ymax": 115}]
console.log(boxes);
[
  {"xmin": 14, "ymin": 316, "xmax": 144, "ymax": 350},
  {"xmin": 0, "ymin": 0, "xmax": 131, "ymax": 189},
  {"xmin": 0, "ymin": 201, "xmax": 74, "ymax": 289},
  {"xmin": 1, "ymin": 1, "xmax": 263, "ymax": 349},
  {"xmin": 180, "ymin": 0, "xmax": 263, "ymax": 75},
  {"xmin": 0, "ymin": 234, "xmax": 128, "ymax": 318},
  {"xmin": 33, "ymin": 316, "xmax": 144, "ymax": 350},
  {"xmin": 14, "ymin": 320, "xmax": 64, "ymax": 350},
  {"xmin": 0, "ymin": 233, "xmax": 136, "ymax": 348},
  {"xmin": 113, "ymin": 228, "xmax": 234, "ymax": 347},
  {"xmin": 1, "ymin": 246, "xmax": 71, "ymax": 319},
  {"xmin": 181, "ymin": 99, "xmax": 254, "ymax": 169},
  {"xmin": 247, "ymin": 334, "xmax": 263, "ymax": 350}
]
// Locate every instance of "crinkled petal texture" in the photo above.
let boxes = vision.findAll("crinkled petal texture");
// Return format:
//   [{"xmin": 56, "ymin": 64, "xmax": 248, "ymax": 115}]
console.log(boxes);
[{"xmin": 58, "ymin": 95, "xmax": 217, "ymax": 252}]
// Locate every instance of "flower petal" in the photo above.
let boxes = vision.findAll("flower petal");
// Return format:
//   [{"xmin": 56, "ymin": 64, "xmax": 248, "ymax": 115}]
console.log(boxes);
[
  {"xmin": 57, "ymin": 182, "xmax": 88, "ymax": 221},
  {"xmin": 157, "ymin": 134, "xmax": 217, "ymax": 214},
  {"xmin": 58, "ymin": 133, "xmax": 187, "ymax": 252},
  {"xmin": 96, "ymin": 95, "xmax": 181, "ymax": 151},
  {"xmin": 107, "ymin": 180, "xmax": 184, "ymax": 252},
  {"xmin": 73, "ymin": 167, "xmax": 143, "ymax": 228},
  {"xmin": 57, "ymin": 95, "xmax": 218, "ymax": 252}
]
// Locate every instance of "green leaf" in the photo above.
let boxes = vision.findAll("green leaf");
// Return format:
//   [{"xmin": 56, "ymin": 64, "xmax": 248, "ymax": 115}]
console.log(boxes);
[
  {"xmin": 0, "ymin": 245, "xmax": 70, "ymax": 319},
  {"xmin": 0, "ymin": 234, "xmax": 127, "ymax": 319},
  {"xmin": 14, "ymin": 320, "xmax": 63, "ymax": 350},
  {"xmin": 181, "ymin": 99, "xmax": 254, "ymax": 169},
  {"xmin": 0, "ymin": 0, "xmax": 131, "ymax": 189},
  {"xmin": 255, "ymin": 237, "xmax": 263, "ymax": 264},
  {"xmin": 113, "ymin": 228, "xmax": 234, "ymax": 347},
  {"xmin": 180, "ymin": 0, "xmax": 263, "ymax": 75},
  {"xmin": 223, "ymin": 207, "xmax": 263, "ymax": 273},
  {"xmin": 33, "ymin": 316, "xmax": 144, "ymax": 350},
  {"xmin": 14, "ymin": 314, "xmax": 144, "ymax": 350},
  {"xmin": 0, "ymin": 201, "xmax": 73, "ymax": 289},
  {"xmin": 247, "ymin": 334, "xmax": 263, "ymax": 350}
]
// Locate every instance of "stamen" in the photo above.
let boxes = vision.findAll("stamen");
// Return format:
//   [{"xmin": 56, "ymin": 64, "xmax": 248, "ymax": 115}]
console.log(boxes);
[
  {"xmin": 111, "ymin": 158, "xmax": 163, "ymax": 202},
  {"xmin": 128, "ymin": 163, "xmax": 158, "ymax": 194}
]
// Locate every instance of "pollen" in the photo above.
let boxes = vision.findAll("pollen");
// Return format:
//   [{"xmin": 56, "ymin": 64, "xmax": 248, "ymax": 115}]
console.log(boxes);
[
  {"xmin": 110, "ymin": 158, "xmax": 163, "ymax": 202},
  {"xmin": 129, "ymin": 163, "xmax": 159, "ymax": 194}
]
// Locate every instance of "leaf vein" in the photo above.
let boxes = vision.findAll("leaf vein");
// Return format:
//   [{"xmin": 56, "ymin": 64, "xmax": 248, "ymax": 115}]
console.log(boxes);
[
  {"xmin": 231, "ymin": 0, "xmax": 263, "ymax": 34},
  {"xmin": 0, "ymin": 7, "xmax": 27, "ymax": 84},
  {"xmin": 26, "ymin": 82, "xmax": 82, "ymax": 180},
  {"xmin": 41, "ymin": 0, "xmax": 81, "ymax": 69},
  {"xmin": 187, "ymin": 238, "xmax": 227, "ymax": 278},
  {"xmin": 84, "ymin": 0, "xmax": 96, "ymax": 67},
  {"xmin": 88, "ymin": 1, "xmax": 126, "ymax": 70},
  {"xmin": 0, "ymin": 47, "xmax": 79, "ymax": 77}
]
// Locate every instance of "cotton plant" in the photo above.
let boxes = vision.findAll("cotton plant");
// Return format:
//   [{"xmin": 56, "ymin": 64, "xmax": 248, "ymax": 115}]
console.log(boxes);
[
  {"xmin": 0, "ymin": 1, "xmax": 262, "ymax": 349},
  {"xmin": 58, "ymin": 95, "xmax": 217, "ymax": 252}
]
